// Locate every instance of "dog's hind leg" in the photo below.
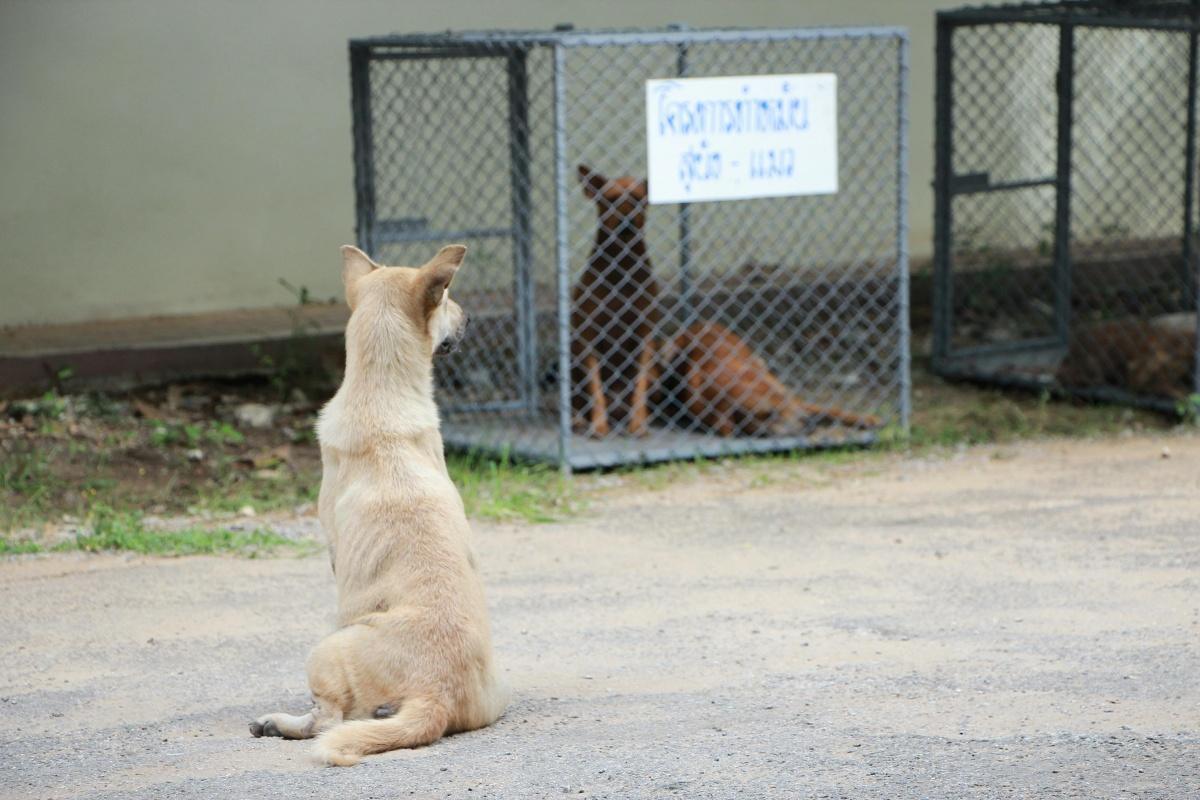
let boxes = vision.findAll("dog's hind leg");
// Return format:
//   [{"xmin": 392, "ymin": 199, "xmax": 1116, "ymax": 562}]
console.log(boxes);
[
  {"xmin": 250, "ymin": 696, "xmax": 344, "ymax": 740},
  {"xmin": 251, "ymin": 711, "xmax": 314, "ymax": 739}
]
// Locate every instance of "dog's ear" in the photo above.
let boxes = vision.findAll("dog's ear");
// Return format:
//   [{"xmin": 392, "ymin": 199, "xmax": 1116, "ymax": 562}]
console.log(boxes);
[
  {"xmin": 341, "ymin": 245, "xmax": 379, "ymax": 310},
  {"xmin": 421, "ymin": 244, "xmax": 466, "ymax": 312},
  {"xmin": 577, "ymin": 164, "xmax": 607, "ymax": 200}
]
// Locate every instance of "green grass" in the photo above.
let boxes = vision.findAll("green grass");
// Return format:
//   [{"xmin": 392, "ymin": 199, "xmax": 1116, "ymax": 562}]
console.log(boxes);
[
  {"xmin": 3, "ymin": 365, "xmax": 1188, "ymax": 553},
  {"xmin": 193, "ymin": 466, "xmax": 320, "ymax": 516},
  {"xmin": 0, "ymin": 504, "xmax": 315, "ymax": 557},
  {"xmin": 448, "ymin": 450, "xmax": 576, "ymax": 523},
  {"xmin": 0, "ymin": 537, "xmax": 44, "ymax": 555}
]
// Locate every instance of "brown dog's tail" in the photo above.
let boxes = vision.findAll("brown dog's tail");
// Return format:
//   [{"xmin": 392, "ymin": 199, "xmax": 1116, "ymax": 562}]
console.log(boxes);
[
  {"xmin": 786, "ymin": 399, "xmax": 881, "ymax": 431},
  {"xmin": 311, "ymin": 696, "xmax": 449, "ymax": 767}
]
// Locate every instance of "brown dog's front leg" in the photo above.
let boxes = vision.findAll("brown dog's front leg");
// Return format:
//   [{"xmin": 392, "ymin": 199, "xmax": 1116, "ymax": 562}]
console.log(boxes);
[
  {"xmin": 585, "ymin": 356, "xmax": 610, "ymax": 438},
  {"xmin": 628, "ymin": 343, "xmax": 655, "ymax": 437}
]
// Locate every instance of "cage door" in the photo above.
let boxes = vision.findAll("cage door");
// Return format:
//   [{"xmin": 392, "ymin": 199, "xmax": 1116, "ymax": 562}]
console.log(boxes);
[
  {"xmin": 935, "ymin": 21, "xmax": 1071, "ymax": 362},
  {"xmin": 349, "ymin": 43, "xmax": 539, "ymax": 415}
]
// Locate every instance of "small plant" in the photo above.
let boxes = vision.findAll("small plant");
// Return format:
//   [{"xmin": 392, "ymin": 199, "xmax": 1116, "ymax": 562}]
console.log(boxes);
[
  {"xmin": 1176, "ymin": 394, "xmax": 1200, "ymax": 425},
  {"xmin": 148, "ymin": 421, "xmax": 243, "ymax": 450},
  {"xmin": 150, "ymin": 422, "xmax": 203, "ymax": 449},
  {"xmin": 0, "ymin": 537, "xmax": 42, "ymax": 555},
  {"xmin": 205, "ymin": 421, "xmax": 245, "ymax": 446},
  {"xmin": 278, "ymin": 278, "xmax": 312, "ymax": 306}
]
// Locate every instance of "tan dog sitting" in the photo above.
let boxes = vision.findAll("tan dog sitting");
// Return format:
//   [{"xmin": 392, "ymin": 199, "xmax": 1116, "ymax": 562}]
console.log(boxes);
[{"xmin": 250, "ymin": 244, "xmax": 509, "ymax": 766}]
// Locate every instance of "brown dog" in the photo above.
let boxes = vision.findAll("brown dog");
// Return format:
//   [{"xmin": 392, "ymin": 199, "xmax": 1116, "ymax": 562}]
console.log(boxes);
[
  {"xmin": 1056, "ymin": 313, "xmax": 1196, "ymax": 399},
  {"xmin": 573, "ymin": 166, "xmax": 881, "ymax": 437},
  {"xmin": 571, "ymin": 164, "xmax": 660, "ymax": 437},
  {"xmin": 659, "ymin": 321, "xmax": 882, "ymax": 436}
]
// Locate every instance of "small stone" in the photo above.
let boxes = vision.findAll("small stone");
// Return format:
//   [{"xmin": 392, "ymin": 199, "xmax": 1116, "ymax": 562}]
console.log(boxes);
[
  {"xmin": 233, "ymin": 402, "xmax": 276, "ymax": 429},
  {"xmin": 1161, "ymin": 446, "xmax": 1171, "ymax": 459},
  {"xmin": 239, "ymin": 505, "xmax": 256, "ymax": 518},
  {"xmin": 185, "ymin": 448, "xmax": 204, "ymax": 462}
]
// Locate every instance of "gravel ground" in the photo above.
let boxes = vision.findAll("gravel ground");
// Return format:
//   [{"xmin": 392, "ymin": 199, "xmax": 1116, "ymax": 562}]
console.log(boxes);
[{"xmin": 1, "ymin": 434, "xmax": 1198, "ymax": 799}]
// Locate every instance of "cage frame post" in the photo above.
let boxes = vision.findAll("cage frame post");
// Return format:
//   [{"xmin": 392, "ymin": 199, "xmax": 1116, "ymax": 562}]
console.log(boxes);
[
  {"xmin": 1052, "ymin": 23, "xmax": 1076, "ymax": 347},
  {"xmin": 896, "ymin": 31, "xmax": 912, "ymax": 432},
  {"xmin": 932, "ymin": 15, "xmax": 955, "ymax": 367},
  {"xmin": 672, "ymin": 25, "xmax": 696, "ymax": 326},
  {"xmin": 349, "ymin": 41, "xmax": 377, "ymax": 255},
  {"xmin": 552, "ymin": 42, "xmax": 573, "ymax": 474},
  {"xmin": 1183, "ymin": 9, "xmax": 1200, "ymax": 399},
  {"xmin": 506, "ymin": 46, "xmax": 539, "ymax": 413}
]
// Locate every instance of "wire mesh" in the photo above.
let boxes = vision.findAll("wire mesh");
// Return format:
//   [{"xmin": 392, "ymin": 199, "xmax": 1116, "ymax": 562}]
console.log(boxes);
[
  {"xmin": 350, "ymin": 27, "xmax": 910, "ymax": 469},
  {"xmin": 934, "ymin": 3, "xmax": 1200, "ymax": 413}
]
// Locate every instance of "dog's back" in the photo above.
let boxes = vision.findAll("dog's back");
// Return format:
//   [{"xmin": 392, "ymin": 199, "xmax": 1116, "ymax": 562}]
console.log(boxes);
[{"xmin": 1056, "ymin": 315, "xmax": 1196, "ymax": 399}]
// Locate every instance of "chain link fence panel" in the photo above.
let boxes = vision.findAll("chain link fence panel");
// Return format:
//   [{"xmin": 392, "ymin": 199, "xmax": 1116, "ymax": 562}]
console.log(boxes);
[
  {"xmin": 933, "ymin": 1, "xmax": 1200, "ymax": 414},
  {"xmin": 350, "ymin": 26, "xmax": 910, "ymax": 470}
]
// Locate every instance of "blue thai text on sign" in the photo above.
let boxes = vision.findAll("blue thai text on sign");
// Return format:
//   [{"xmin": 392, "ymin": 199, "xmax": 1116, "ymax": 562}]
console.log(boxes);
[{"xmin": 645, "ymin": 73, "xmax": 838, "ymax": 205}]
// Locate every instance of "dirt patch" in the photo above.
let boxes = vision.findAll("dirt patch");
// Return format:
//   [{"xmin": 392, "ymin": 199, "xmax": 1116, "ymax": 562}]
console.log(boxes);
[{"xmin": 1, "ymin": 360, "xmax": 1184, "ymax": 542}]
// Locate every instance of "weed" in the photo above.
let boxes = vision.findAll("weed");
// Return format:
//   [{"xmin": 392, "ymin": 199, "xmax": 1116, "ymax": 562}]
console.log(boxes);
[
  {"xmin": 204, "ymin": 421, "xmax": 245, "ymax": 446},
  {"xmin": 195, "ymin": 478, "xmax": 319, "ymax": 516},
  {"xmin": 278, "ymin": 278, "xmax": 313, "ymax": 306},
  {"xmin": 448, "ymin": 450, "xmax": 576, "ymax": 523},
  {"xmin": 64, "ymin": 504, "xmax": 312, "ymax": 557},
  {"xmin": 1176, "ymin": 394, "xmax": 1200, "ymax": 425},
  {"xmin": 0, "ymin": 537, "xmax": 42, "ymax": 554},
  {"xmin": 149, "ymin": 421, "xmax": 244, "ymax": 449},
  {"xmin": 150, "ymin": 422, "xmax": 203, "ymax": 448}
]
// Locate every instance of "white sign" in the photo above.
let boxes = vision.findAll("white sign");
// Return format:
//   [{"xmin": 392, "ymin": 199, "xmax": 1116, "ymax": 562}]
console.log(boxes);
[{"xmin": 645, "ymin": 73, "xmax": 838, "ymax": 205}]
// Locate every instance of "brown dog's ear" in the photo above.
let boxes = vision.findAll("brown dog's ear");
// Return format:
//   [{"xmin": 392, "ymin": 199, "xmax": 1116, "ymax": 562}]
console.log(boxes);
[
  {"xmin": 341, "ymin": 245, "xmax": 379, "ymax": 310},
  {"xmin": 421, "ymin": 244, "xmax": 466, "ymax": 312},
  {"xmin": 577, "ymin": 164, "xmax": 607, "ymax": 200}
]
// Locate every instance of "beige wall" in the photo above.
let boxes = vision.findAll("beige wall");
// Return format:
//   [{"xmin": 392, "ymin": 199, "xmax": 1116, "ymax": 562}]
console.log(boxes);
[{"xmin": 0, "ymin": 0, "xmax": 952, "ymax": 327}]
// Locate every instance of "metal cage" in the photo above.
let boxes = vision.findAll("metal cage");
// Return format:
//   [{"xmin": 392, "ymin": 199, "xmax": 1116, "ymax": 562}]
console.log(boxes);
[
  {"xmin": 348, "ymin": 26, "xmax": 910, "ymax": 470},
  {"xmin": 933, "ymin": 1, "xmax": 1200, "ymax": 413}
]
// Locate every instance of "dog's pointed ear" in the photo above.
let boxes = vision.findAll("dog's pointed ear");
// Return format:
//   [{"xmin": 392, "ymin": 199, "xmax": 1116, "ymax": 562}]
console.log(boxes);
[
  {"xmin": 577, "ymin": 164, "xmax": 607, "ymax": 200},
  {"xmin": 421, "ymin": 244, "xmax": 466, "ymax": 312},
  {"xmin": 341, "ymin": 245, "xmax": 379, "ymax": 310}
]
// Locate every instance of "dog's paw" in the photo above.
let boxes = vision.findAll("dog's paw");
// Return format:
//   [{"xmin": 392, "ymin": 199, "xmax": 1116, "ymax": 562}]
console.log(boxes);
[{"xmin": 249, "ymin": 717, "xmax": 281, "ymax": 738}]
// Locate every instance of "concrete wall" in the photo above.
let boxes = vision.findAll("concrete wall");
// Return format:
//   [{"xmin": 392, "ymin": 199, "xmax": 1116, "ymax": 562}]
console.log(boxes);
[{"xmin": 0, "ymin": 0, "xmax": 953, "ymax": 327}]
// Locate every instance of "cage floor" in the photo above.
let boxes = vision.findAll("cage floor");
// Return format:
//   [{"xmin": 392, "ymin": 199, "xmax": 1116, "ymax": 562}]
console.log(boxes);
[
  {"xmin": 937, "ymin": 344, "xmax": 1181, "ymax": 414},
  {"xmin": 442, "ymin": 414, "xmax": 879, "ymax": 470}
]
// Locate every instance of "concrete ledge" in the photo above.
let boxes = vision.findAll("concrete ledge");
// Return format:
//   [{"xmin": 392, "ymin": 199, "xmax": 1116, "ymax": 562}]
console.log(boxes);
[{"xmin": 0, "ymin": 305, "xmax": 349, "ymax": 398}]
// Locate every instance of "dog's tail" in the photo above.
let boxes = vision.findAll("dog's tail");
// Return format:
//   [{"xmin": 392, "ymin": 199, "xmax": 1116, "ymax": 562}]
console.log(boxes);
[
  {"xmin": 311, "ymin": 696, "xmax": 449, "ymax": 767},
  {"xmin": 788, "ymin": 399, "xmax": 882, "ymax": 430}
]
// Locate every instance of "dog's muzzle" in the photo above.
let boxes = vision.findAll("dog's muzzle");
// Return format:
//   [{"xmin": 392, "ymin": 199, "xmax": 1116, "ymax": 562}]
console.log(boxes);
[{"xmin": 435, "ymin": 316, "xmax": 469, "ymax": 356}]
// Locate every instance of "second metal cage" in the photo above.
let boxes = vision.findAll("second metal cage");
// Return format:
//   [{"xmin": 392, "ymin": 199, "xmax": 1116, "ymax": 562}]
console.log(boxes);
[
  {"xmin": 350, "ymin": 26, "xmax": 910, "ymax": 469},
  {"xmin": 933, "ymin": 1, "xmax": 1200, "ymax": 412}
]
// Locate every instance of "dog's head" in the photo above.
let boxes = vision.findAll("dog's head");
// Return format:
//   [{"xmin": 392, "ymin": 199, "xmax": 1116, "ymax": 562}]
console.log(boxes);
[
  {"xmin": 578, "ymin": 164, "xmax": 648, "ymax": 237},
  {"xmin": 339, "ymin": 244, "xmax": 469, "ymax": 359}
]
